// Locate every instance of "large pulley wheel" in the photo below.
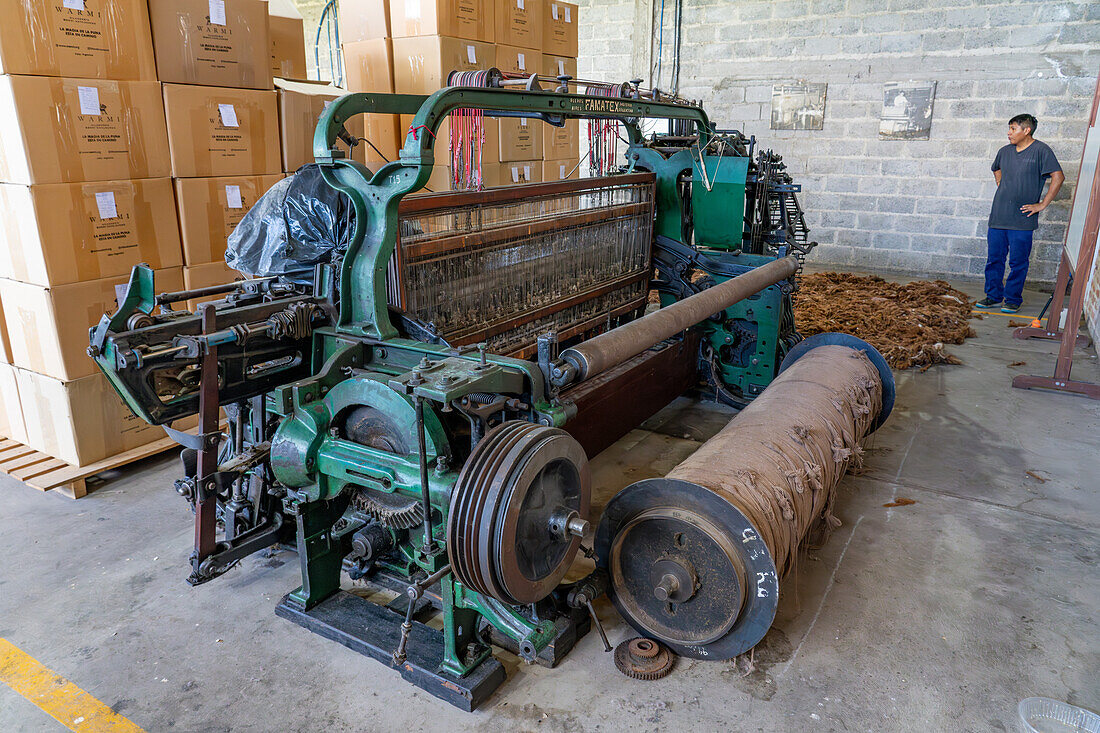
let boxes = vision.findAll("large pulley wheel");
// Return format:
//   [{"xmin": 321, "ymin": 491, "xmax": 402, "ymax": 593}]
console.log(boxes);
[
  {"xmin": 596, "ymin": 478, "xmax": 779, "ymax": 660},
  {"xmin": 448, "ymin": 421, "xmax": 590, "ymax": 605}
]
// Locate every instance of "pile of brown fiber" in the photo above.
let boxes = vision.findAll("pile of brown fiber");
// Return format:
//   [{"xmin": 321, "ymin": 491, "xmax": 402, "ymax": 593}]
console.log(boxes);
[{"xmin": 793, "ymin": 272, "xmax": 976, "ymax": 370}]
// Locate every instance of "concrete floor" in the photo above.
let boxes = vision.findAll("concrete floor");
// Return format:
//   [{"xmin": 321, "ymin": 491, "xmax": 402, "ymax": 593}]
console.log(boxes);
[{"xmin": 1, "ymin": 279, "xmax": 1098, "ymax": 732}]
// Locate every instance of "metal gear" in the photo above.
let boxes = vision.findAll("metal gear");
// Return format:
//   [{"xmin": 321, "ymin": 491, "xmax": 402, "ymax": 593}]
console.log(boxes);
[
  {"xmin": 353, "ymin": 487, "xmax": 425, "ymax": 529},
  {"xmin": 613, "ymin": 638, "xmax": 675, "ymax": 681}
]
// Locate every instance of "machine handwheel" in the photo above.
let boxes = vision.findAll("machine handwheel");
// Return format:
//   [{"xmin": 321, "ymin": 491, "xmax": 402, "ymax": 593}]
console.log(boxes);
[{"xmin": 448, "ymin": 421, "xmax": 591, "ymax": 605}]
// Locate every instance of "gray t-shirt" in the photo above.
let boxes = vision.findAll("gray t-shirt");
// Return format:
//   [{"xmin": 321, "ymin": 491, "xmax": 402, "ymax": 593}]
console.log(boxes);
[{"xmin": 989, "ymin": 140, "xmax": 1061, "ymax": 231}]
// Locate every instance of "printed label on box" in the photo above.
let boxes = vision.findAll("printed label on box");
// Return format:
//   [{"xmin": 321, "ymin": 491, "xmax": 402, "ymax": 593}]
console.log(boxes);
[
  {"xmin": 225, "ymin": 185, "xmax": 243, "ymax": 209},
  {"xmin": 560, "ymin": 164, "xmax": 566, "ymax": 179},
  {"xmin": 405, "ymin": 0, "xmax": 421, "ymax": 19},
  {"xmin": 520, "ymin": 118, "xmax": 527, "ymax": 127},
  {"xmin": 218, "ymin": 103, "xmax": 239, "ymax": 128},
  {"xmin": 77, "ymin": 86, "xmax": 100, "ymax": 115},
  {"xmin": 565, "ymin": 6, "xmax": 571, "ymax": 22},
  {"xmin": 511, "ymin": 166, "xmax": 520, "ymax": 183},
  {"xmin": 517, "ymin": 0, "xmax": 524, "ymax": 8},
  {"xmin": 467, "ymin": 45, "xmax": 477, "ymax": 64},
  {"xmin": 557, "ymin": 60, "xmax": 565, "ymax": 76},
  {"xmin": 524, "ymin": 165, "xmax": 531, "ymax": 179},
  {"xmin": 518, "ymin": 53, "xmax": 526, "ymax": 70},
  {"xmin": 63, "ymin": 0, "xmax": 85, "ymax": 9},
  {"xmin": 209, "ymin": 0, "xmax": 226, "ymax": 25},
  {"xmin": 552, "ymin": 4, "xmax": 558, "ymax": 19},
  {"xmin": 94, "ymin": 191, "xmax": 117, "ymax": 219}
]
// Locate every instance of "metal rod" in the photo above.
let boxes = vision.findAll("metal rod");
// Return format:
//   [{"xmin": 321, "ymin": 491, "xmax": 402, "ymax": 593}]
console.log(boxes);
[
  {"xmin": 414, "ymin": 396, "xmax": 436, "ymax": 553},
  {"xmin": 191, "ymin": 304, "xmax": 221, "ymax": 582},
  {"xmin": 585, "ymin": 600, "xmax": 612, "ymax": 652},
  {"xmin": 560, "ymin": 256, "xmax": 800, "ymax": 382}
]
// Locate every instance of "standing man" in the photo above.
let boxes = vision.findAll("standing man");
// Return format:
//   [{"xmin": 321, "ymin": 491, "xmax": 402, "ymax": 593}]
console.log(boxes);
[{"xmin": 977, "ymin": 114, "xmax": 1064, "ymax": 313}]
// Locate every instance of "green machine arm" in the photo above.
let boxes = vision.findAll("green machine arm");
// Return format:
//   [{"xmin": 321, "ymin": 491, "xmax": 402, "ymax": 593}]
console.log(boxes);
[{"xmin": 309, "ymin": 86, "xmax": 712, "ymax": 342}]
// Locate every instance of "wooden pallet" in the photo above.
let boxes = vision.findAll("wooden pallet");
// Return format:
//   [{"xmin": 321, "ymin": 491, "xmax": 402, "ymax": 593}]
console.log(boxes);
[{"xmin": 0, "ymin": 434, "xmax": 181, "ymax": 499}]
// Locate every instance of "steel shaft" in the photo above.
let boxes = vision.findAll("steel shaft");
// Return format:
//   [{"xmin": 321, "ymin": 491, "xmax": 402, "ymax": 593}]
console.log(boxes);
[{"xmin": 561, "ymin": 255, "xmax": 799, "ymax": 381}]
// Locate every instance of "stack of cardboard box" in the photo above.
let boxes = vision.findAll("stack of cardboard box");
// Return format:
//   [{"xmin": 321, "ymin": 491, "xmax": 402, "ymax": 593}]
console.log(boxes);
[
  {"xmin": 0, "ymin": 0, "xmax": 186, "ymax": 465},
  {"xmin": 149, "ymin": 0, "xmax": 281, "ymax": 306},
  {"xmin": 339, "ymin": 0, "xmax": 579, "ymax": 191}
]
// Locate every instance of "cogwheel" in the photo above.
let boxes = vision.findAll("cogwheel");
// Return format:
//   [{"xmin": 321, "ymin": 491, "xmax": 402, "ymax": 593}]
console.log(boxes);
[
  {"xmin": 614, "ymin": 638, "xmax": 675, "ymax": 681},
  {"xmin": 354, "ymin": 487, "xmax": 424, "ymax": 529}
]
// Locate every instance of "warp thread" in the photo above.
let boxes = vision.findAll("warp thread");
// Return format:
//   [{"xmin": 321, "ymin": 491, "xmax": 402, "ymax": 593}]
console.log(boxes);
[
  {"xmin": 586, "ymin": 84, "xmax": 622, "ymax": 176},
  {"xmin": 447, "ymin": 70, "xmax": 491, "ymax": 191}
]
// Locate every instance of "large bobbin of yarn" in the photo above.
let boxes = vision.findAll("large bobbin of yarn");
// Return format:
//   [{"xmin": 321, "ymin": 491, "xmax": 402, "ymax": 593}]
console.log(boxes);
[{"xmin": 596, "ymin": 333, "xmax": 894, "ymax": 660}]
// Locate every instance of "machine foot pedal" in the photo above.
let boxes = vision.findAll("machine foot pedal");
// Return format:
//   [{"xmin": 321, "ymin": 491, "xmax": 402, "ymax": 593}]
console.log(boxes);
[{"xmin": 275, "ymin": 591, "xmax": 505, "ymax": 711}]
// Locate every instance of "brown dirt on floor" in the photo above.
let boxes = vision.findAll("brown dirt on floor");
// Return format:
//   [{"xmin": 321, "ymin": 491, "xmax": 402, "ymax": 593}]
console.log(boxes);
[{"xmin": 793, "ymin": 272, "xmax": 976, "ymax": 370}]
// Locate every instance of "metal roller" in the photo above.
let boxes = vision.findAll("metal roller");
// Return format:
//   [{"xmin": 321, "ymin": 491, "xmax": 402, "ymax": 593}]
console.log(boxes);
[
  {"xmin": 560, "ymin": 255, "xmax": 800, "ymax": 382},
  {"xmin": 596, "ymin": 334, "xmax": 894, "ymax": 660}
]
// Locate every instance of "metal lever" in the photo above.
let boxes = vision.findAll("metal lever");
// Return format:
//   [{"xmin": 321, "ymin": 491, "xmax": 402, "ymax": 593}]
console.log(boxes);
[
  {"xmin": 392, "ymin": 564, "xmax": 452, "ymax": 666},
  {"xmin": 585, "ymin": 600, "xmax": 612, "ymax": 653}
]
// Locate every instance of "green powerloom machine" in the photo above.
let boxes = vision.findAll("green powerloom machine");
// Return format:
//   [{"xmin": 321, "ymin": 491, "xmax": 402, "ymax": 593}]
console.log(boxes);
[{"xmin": 87, "ymin": 73, "xmax": 836, "ymax": 709}]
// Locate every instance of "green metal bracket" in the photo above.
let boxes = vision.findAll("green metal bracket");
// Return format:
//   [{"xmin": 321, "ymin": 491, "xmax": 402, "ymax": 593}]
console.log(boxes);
[{"xmin": 692, "ymin": 155, "xmax": 750, "ymax": 250}]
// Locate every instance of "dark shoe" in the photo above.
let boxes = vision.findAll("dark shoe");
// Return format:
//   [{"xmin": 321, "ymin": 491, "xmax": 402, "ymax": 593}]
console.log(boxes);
[
  {"xmin": 975, "ymin": 297, "xmax": 1002, "ymax": 309},
  {"xmin": 1000, "ymin": 303, "xmax": 1020, "ymax": 313}
]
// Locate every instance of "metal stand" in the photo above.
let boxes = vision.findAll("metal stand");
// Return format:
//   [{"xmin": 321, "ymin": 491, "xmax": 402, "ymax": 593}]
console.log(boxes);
[
  {"xmin": 276, "ymin": 591, "xmax": 506, "ymax": 711},
  {"xmin": 1013, "ymin": 70, "xmax": 1100, "ymax": 401}
]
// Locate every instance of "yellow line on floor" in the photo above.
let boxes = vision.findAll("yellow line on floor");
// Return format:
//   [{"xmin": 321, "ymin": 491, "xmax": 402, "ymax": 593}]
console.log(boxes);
[
  {"xmin": 0, "ymin": 638, "xmax": 144, "ymax": 732},
  {"xmin": 971, "ymin": 310, "xmax": 1036, "ymax": 318}
]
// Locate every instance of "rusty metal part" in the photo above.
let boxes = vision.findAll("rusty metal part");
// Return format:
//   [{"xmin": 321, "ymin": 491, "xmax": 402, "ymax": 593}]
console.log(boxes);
[
  {"xmin": 561, "ymin": 332, "xmax": 700, "ymax": 457},
  {"xmin": 613, "ymin": 638, "xmax": 675, "ymax": 680},
  {"xmin": 447, "ymin": 422, "xmax": 591, "ymax": 605},
  {"xmin": 598, "ymin": 335, "xmax": 891, "ymax": 660},
  {"xmin": 560, "ymin": 255, "xmax": 799, "ymax": 382},
  {"xmin": 353, "ymin": 487, "xmax": 424, "ymax": 530}
]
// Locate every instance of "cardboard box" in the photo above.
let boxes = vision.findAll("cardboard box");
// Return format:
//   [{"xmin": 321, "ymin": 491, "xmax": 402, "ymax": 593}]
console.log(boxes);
[
  {"xmin": 0, "ymin": 267, "xmax": 184, "ymax": 382},
  {"xmin": 175, "ymin": 174, "xmax": 283, "ymax": 266},
  {"xmin": 541, "ymin": 55, "xmax": 579, "ymax": 161},
  {"xmin": 0, "ymin": 178, "xmax": 182, "ymax": 287},
  {"xmin": 275, "ymin": 78, "xmax": 391, "ymax": 170},
  {"xmin": 542, "ymin": 1, "xmax": 577, "ymax": 57},
  {"xmin": 498, "ymin": 117, "xmax": 542, "ymax": 161},
  {"xmin": 0, "ymin": 363, "xmax": 27, "ymax": 444},
  {"xmin": 543, "ymin": 158, "xmax": 578, "ymax": 182},
  {"xmin": 392, "ymin": 36, "xmax": 495, "ymax": 94},
  {"xmin": 343, "ymin": 39, "xmax": 395, "ymax": 93},
  {"xmin": 0, "ymin": 0, "xmax": 157, "ymax": 80},
  {"xmin": 0, "ymin": 76, "xmax": 169, "ymax": 185},
  {"xmin": 0, "ymin": 300, "xmax": 10, "ymax": 365},
  {"xmin": 270, "ymin": 15, "xmax": 307, "ymax": 80},
  {"xmin": 162, "ymin": 83, "xmax": 281, "ymax": 177},
  {"xmin": 184, "ymin": 261, "xmax": 246, "ymax": 310},
  {"xmin": 16, "ymin": 368, "xmax": 180, "ymax": 467},
  {"xmin": 147, "ymin": 0, "xmax": 272, "ymax": 89},
  {"xmin": 389, "ymin": 0, "xmax": 493, "ymax": 42},
  {"xmin": 484, "ymin": 161, "xmax": 540, "ymax": 188},
  {"xmin": 495, "ymin": 44, "xmax": 537, "ymax": 76},
  {"xmin": 542, "ymin": 52, "xmax": 576, "ymax": 81},
  {"xmin": 338, "ymin": 0, "xmax": 390, "ymax": 43},
  {"xmin": 496, "ymin": 0, "xmax": 542, "ymax": 50}
]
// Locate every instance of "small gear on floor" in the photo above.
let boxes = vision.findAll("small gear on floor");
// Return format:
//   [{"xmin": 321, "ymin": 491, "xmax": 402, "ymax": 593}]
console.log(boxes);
[{"xmin": 614, "ymin": 637, "xmax": 675, "ymax": 680}]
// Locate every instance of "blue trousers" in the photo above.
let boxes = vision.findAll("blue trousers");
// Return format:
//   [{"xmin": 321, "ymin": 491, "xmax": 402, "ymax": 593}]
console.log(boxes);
[{"xmin": 984, "ymin": 228, "xmax": 1033, "ymax": 307}]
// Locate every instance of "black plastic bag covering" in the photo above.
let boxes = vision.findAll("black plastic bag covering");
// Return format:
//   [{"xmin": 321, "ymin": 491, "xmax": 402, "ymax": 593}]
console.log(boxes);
[{"xmin": 225, "ymin": 164, "xmax": 356, "ymax": 283}]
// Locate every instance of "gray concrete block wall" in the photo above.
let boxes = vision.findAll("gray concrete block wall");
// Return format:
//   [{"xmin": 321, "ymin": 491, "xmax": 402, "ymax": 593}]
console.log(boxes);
[{"xmin": 575, "ymin": 0, "xmax": 1100, "ymax": 282}]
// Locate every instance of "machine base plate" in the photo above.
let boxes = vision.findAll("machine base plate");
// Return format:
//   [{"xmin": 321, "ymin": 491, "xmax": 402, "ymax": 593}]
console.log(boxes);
[
  {"xmin": 490, "ymin": 606, "xmax": 591, "ymax": 668},
  {"xmin": 275, "ymin": 591, "xmax": 506, "ymax": 711}
]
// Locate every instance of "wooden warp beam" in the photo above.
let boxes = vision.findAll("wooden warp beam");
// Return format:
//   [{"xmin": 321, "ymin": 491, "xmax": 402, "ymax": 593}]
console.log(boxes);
[
  {"xmin": 794, "ymin": 272, "xmax": 975, "ymax": 370},
  {"xmin": 666, "ymin": 344, "xmax": 883, "ymax": 576}
]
